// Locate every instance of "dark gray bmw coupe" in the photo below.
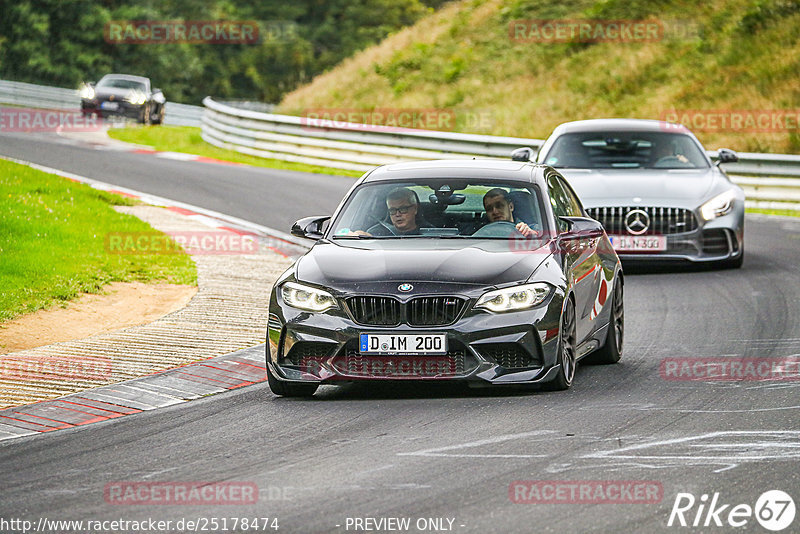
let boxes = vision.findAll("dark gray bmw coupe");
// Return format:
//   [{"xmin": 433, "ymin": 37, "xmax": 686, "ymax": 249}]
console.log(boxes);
[{"xmin": 266, "ymin": 160, "xmax": 623, "ymax": 396}]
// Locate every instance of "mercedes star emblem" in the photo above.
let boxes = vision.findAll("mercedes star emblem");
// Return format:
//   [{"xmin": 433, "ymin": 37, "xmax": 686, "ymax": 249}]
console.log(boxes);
[{"xmin": 624, "ymin": 209, "xmax": 650, "ymax": 235}]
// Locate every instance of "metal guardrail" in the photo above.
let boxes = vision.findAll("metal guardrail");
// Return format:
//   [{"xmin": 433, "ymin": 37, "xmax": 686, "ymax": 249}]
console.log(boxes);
[
  {"xmin": 0, "ymin": 79, "xmax": 204, "ymax": 127},
  {"xmin": 202, "ymin": 97, "xmax": 800, "ymax": 211},
  {"xmin": 3, "ymin": 80, "xmax": 798, "ymax": 212},
  {"xmin": 201, "ymin": 96, "xmax": 543, "ymax": 172}
]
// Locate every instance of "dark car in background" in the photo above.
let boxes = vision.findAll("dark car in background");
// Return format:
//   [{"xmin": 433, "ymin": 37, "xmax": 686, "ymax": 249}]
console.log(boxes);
[
  {"xmin": 266, "ymin": 159, "xmax": 623, "ymax": 396},
  {"xmin": 80, "ymin": 74, "xmax": 165, "ymax": 124},
  {"xmin": 531, "ymin": 119, "xmax": 744, "ymax": 268}
]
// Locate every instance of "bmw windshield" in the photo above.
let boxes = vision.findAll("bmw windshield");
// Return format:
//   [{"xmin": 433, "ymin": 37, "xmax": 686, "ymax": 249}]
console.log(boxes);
[
  {"xmin": 542, "ymin": 132, "xmax": 710, "ymax": 170},
  {"xmin": 329, "ymin": 179, "xmax": 550, "ymax": 240}
]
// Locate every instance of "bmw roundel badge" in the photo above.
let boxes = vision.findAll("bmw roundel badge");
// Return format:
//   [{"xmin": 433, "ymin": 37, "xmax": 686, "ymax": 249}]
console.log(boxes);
[{"xmin": 398, "ymin": 283, "xmax": 413, "ymax": 292}]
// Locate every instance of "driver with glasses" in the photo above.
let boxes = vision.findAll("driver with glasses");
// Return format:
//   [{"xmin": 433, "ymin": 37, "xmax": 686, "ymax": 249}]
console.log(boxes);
[{"xmin": 362, "ymin": 187, "xmax": 429, "ymax": 236}]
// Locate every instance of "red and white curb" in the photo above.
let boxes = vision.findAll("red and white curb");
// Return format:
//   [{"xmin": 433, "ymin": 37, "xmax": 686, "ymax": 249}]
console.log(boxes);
[
  {"xmin": 0, "ymin": 156, "xmax": 312, "ymax": 441},
  {"xmin": 0, "ymin": 345, "xmax": 268, "ymax": 441},
  {"xmin": 129, "ymin": 147, "xmax": 247, "ymax": 166}
]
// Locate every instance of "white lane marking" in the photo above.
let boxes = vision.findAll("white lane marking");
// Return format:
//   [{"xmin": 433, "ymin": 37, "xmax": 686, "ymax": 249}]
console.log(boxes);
[
  {"xmin": 578, "ymin": 403, "xmax": 800, "ymax": 413},
  {"xmin": 397, "ymin": 430, "xmax": 554, "ymax": 458},
  {"xmin": 583, "ymin": 431, "xmax": 800, "ymax": 465},
  {"xmin": 545, "ymin": 461, "xmax": 740, "ymax": 474}
]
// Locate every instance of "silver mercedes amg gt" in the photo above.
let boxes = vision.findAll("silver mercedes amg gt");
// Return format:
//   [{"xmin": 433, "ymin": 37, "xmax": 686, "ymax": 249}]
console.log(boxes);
[{"xmin": 528, "ymin": 119, "xmax": 744, "ymax": 268}]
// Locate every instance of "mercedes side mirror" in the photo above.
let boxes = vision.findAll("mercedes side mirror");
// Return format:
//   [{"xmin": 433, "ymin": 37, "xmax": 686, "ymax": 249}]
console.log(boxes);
[{"xmin": 511, "ymin": 147, "xmax": 535, "ymax": 162}]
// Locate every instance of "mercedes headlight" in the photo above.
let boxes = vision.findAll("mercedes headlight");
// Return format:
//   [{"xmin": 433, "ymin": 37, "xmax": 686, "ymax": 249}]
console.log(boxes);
[
  {"xmin": 281, "ymin": 282, "xmax": 338, "ymax": 312},
  {"xmin": 700, "ymin": 189, "xmax": 737, "ymax": 221},
  {"xmin": 475, "ymin": 283, "xmax": 552, "ymax": 313},
  {"xmin": 124, "ymin": 90, "xmax": 147, "ymax": 105}
]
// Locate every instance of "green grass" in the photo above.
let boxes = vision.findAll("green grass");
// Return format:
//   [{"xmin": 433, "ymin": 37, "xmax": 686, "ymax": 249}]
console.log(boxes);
[
  {"xmin": 107, "ymin": 126, "xmax": 362, "ymax": 178},
  {"xmin": 746, "ymin": 207, "xmax": 800, "ymax": 218},
  {"xmin": 0, "ymin": 159, "xmax": 197, "ymax": 323}
]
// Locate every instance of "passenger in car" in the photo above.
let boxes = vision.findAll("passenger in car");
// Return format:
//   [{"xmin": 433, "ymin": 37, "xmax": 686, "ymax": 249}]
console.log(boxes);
[{"xmin": 482, "ymin": 188, "xmax": 538, "ymax": 237}]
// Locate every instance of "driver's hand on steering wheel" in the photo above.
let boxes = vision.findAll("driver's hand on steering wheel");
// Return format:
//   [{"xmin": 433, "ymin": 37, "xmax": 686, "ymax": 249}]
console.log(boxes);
[{"xmin": 515, "ymin": 222, "xmax": 538, "ymax": 237}]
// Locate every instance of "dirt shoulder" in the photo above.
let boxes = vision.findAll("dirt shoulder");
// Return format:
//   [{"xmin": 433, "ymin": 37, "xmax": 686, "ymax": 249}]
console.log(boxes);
[{"xmin": 0, "ymin": 282, "xmax": 197, "ymax": 354}]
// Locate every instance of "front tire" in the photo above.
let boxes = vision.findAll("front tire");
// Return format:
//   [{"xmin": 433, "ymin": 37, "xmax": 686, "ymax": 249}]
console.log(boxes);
[
  {"xmin": 151, "ymin": 105, "xmax": 165, "ymax": 125},
  {"xmin": 543, "ymin": 298, "xmax": 577, "ymax": 391},
  {"xmin": 139, "ymin": 104, "xmax": 151, "ymax": 125},
  {"xmin": 266, "ymin": 363, "xmax": 318, "ymax": 397}
]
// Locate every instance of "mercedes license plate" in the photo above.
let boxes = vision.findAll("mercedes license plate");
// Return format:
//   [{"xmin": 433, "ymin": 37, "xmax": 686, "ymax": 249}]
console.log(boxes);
[
  {"xmin": 609, "ymin": 235, "xmax": 667, "ymax": 251},
  {"xmin": 101, "ymin": 101, "xmax": 119, "ymax": 110},
  {"xmin": 360, "ymin": 333, "xmax": 447, "ymax": 355}
]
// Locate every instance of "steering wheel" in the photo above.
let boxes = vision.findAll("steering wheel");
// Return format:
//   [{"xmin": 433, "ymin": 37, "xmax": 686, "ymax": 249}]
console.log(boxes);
[
  {"xmin": 471, "ymin": 220, "xmax": 523, "ymax": 238},
  {"xmin": 363, "ymin": 218, "xmax": 398, "ymax": 236},
  {"xmin": 654, "ymin": 155, "xmax": 691, "ymax": 168}
]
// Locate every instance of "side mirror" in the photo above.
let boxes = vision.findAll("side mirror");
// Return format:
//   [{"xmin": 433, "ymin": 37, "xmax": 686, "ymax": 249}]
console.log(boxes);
[
  {"xmin": 511, "ymin": 147, "xmax": 535, "ymax": 162},
  {"xmin": 558, "ymin": 216, "xmax": 605, "ymax": 238},
  {"xmin": 291, "ymin": 216, "xmax": 330, "ymax": 240},
  {"xmin": 716, "ymin": 148, "xmax": 738, "ymax": 165}
]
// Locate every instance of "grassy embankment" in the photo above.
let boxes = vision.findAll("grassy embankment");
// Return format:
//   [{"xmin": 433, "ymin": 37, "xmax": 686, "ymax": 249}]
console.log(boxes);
[
  {"xmin": 278, "ymin": 0, "xmax": 800, "ymax": 154},
  {"xmin": 107, "ymin": 126, "xmax": 362, "ymax": 178},
  {"xmin": 0, "ymin": 159, "xmax": 196, "ymax": 323}
]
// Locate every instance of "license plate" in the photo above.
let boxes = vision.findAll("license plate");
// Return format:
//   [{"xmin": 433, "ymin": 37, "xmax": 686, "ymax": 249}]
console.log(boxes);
[
  {"xmin": 101, "ymin": 101, "xmax": 119, "ymax": 110},
  {"xmin": 360, "ymin": 333, "xmax": 447, "ymax": 355},
  {"xmin": 609, "ymin": 235, "xmax": 667, "ymax": 251}
]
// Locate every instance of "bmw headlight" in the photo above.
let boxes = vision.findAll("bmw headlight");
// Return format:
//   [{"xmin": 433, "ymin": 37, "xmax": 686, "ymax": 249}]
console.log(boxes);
[
  {"xmin": 124, "ymin": 90, "xmax": 147, "ymax": 105},
  {"xmin": 475, "ymin": 283, "xmax": 552, "ymax": 313},
  {"xmin": 281, "ymin": 282, "xmax": 338, "ymax": 312},
  {"xmin": 700, "ymin": 189, "xmax": 737, "ymax": 221}
]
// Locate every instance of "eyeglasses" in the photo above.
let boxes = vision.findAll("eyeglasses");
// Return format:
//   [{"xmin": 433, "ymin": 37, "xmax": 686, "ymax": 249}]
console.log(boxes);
[{"xmin": 388, "ymin": 205, "xmax": 414, "ymax": 216}]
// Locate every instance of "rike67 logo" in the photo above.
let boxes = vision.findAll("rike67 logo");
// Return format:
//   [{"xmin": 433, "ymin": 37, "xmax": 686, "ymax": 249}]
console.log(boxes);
[{"xmin": 668, "ymin": 490, "xmax": 795, "ymax": 531}]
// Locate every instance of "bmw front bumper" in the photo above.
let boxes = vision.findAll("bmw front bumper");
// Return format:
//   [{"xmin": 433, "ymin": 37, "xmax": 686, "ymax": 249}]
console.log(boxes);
[{"xmin": 266, "ymin": 288, "xmax": 567, "ymax": 387}]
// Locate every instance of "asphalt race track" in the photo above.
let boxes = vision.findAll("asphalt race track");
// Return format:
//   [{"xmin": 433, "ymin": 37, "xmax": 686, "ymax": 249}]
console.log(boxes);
[{"xmin": 1, "ymin": 131, "xmax": 800, "ymax": 533}]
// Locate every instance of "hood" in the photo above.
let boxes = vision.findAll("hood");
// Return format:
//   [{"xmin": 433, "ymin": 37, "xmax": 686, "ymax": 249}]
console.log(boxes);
[
  {"xmin": 558, "ymin": 168, "xmax": 720, "ymax": 205},
  {"xmin": 295, "ymin": 240, "xmax": 551, "ymax": 291}
]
